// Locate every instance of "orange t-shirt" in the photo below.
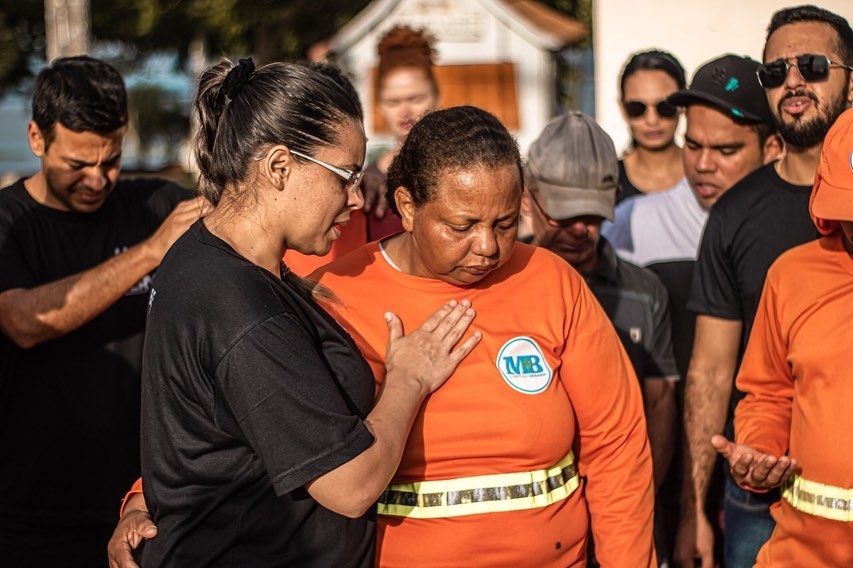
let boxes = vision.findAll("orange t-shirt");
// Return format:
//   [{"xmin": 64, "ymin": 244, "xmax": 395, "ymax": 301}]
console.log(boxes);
[
  {"xmin": 282, "ymin": 209, "xmax": 404, "ymax": 277},
  {"xmin": 282, "ymin": 208, "xmax": 368, "ymax": 276},
  {"xmin": 312, "ymin": 242, "xmax": 655, "ymax": 568},
  {"xmin": 735, "ymin": 234, "xmax": 853, "ymax": 566}
]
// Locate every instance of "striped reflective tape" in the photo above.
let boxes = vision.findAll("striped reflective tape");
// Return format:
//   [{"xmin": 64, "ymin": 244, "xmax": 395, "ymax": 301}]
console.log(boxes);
[
  {"xmin": 377, "ymin": 451, "xmax": 579, "ymax": 519},
  {"xmin": 783, "ymin": 475, "xmax": 853, "ymax": 522}
]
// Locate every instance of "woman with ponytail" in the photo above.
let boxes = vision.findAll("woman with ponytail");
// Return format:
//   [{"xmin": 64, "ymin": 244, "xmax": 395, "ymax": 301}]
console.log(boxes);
[{"xmin": 117, "ymin": 58, "xmax": 479, "ymax": 567}]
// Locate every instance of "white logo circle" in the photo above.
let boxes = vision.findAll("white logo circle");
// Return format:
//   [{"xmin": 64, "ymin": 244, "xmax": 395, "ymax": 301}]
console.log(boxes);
[{"xmin": 495, "ymin": 336, "xmax": 553, "ymax": 394}]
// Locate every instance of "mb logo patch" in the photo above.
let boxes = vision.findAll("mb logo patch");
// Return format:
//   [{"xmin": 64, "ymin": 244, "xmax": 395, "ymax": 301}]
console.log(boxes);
[{"xmin": 496, "ymin": 337, "xmax": 553, "ymax": 394}]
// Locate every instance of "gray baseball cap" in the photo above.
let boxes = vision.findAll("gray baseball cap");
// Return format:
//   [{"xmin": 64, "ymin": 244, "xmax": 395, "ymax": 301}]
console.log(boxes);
[{"xmin": 526, "ymin": 110, "xmax": 618, "ymax": 221}]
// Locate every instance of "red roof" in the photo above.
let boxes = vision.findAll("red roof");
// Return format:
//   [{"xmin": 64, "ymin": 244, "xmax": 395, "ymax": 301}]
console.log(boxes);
[{"xmin": 502, "ymin": 0, "xmax": 587, "ymax": 46}]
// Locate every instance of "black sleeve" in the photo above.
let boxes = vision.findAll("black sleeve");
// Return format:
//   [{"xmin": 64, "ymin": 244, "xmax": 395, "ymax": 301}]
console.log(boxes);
[
  {"xmin": 687, "ymin": 207, "xmax": 741, "ymax": 320},
  {"xmin": 141, "ymin": 179, "xmax": 197, "ymax": 219},
  {"xmin": 216, "ymin": 312, "xmax": 375, "ymax": 497},
  {"xmin": 0, "ymin": 205, "xmax": 32, "ymax": 293},
  {"xmin": 644, "ymin": 277, "xmax": 679, "ymax": 380}
]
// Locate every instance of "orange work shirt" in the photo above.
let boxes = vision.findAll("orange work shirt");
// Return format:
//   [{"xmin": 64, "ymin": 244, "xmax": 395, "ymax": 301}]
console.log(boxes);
[
  {"xmin": 735, "ymin": 234, "xmax": 853, "ymax": 566},
  {"xmin": 312, "ymin": 242, "xmax": 655, "ymax": 567}
]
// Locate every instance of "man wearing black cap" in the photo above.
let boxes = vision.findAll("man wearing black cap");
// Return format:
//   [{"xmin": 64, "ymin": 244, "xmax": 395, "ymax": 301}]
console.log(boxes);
[
  {"xmin": 603, "ymin": 53, "xmax": 781, "ymax": 386},
  {"xmin": 601, "ymin": 52, "xmax": 782, "ymax": 567},
  {"xmin": 676, "ymin": 6, "xmax": 853, "ymax": 568},
  {"xmin": 525, "ymin": 110, "xmax": 678, "ymax": 566}
]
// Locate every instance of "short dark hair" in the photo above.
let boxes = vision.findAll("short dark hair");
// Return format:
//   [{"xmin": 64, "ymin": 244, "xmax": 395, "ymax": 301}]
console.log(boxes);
[
  {"xmin": 765, "ymin": 5, "xmax": 853, "ymax": 65},
  {"xmin": 620, "ymin": 49, "xmax": 686, "ymax": 97},
  {"xmin": 31, "ymin": 55, "xmax": 128, "ymax": 146},
  {"xmin": 751, "ymin": 121, "xmax": 777, "ymax": 148},
  {"xmin": 386, "ymin": 106, "xmax": 522, "ymax": 214},
  {"xmin": 193, "ymin": 59, "xmax": 364, "ymax": 204}
]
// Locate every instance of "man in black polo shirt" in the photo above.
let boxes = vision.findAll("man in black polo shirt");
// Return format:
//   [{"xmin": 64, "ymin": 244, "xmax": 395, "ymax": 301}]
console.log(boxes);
[{"xmin": 523, "ymin": 110, "xmax": 678, "ymax": 566}]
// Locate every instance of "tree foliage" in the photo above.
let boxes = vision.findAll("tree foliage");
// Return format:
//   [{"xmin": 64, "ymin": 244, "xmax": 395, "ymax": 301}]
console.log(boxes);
[
  {"xmin": 90, "ymin": 0, "xmax": 373, "ymax": 65},
  {"xmin": 0, "ymin": 1, "xmax": 585, "ymax": 91},
  {"xmin": 540, "ymin": 0, "xmax": 592, "ymax": 46},
  {"xmin": 0, "ymin": 0, "xmax": 46, "ymax": 92},
  {"xmin": 0, "ymin": 0, "xmax": 374, "ymax": 91}
]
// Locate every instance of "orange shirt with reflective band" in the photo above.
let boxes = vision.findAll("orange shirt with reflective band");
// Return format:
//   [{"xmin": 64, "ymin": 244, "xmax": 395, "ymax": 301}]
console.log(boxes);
[
  {"xmin": 735, "ymin": 235, "xmax": 853, "ymax": 566},
  {"xmin": 312, "ymin": 242, "xmax": 655, "ymax": 568}
]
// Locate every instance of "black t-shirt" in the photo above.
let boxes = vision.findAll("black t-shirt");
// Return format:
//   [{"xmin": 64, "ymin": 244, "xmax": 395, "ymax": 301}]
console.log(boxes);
[
  {"xmin": 0, "ymin": 178, "xmax": 190, "ymax": 527},
  {"xmin": 141, "ymin": 221, "xmax": 376, "ymax": 567},
  {"xmin": 647, "ymin": 260, "xmax": 696, "ymax": 382},
  {"xmin": 689, "ymin": 163, "xmax": 818, "ymax": 350},
  {"xmin": 617, "ymin": 159, "xmax": 642, "ymax": 204},
  {"xmin": 688, "ymin": 163, "xmax": 818, "ymax": 413}
]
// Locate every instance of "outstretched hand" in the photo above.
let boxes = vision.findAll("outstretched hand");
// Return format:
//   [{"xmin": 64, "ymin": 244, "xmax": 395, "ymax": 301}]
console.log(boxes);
[
  {"xmin": 146, "ymin": 196, "xmax": 212, "ymax": 263},
  {"xmin": 384, "ymin": 299, "xmax": 481, "ymax": 395},
  {"xmin": 711, "ymin": 434, "xmax": 799, "ymax": 491}
]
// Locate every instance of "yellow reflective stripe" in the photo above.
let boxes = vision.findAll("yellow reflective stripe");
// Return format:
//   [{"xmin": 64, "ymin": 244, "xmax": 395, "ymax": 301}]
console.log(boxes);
[
  {"xmin": 377, "ymin": 451, "xmax": 579, "ymax": 519},
  {"xmin": 783, "ymin": 475, "xmax": 853, "ymax": 522}
]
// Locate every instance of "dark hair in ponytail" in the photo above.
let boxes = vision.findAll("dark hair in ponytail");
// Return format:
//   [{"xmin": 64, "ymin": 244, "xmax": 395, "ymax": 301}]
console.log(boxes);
[{"xmin": 192, "ymin": 58, "xmax": 364, "ymax": 204}]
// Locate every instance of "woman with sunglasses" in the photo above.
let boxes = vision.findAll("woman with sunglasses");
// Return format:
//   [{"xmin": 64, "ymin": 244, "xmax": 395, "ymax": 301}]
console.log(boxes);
[
  {"xmin": 112, "ymin": 58, "xmax": 480, "ymax": 567},
  {"xmin": 617, "ymin": 50, "xmax": 687, "ymax": 203}
]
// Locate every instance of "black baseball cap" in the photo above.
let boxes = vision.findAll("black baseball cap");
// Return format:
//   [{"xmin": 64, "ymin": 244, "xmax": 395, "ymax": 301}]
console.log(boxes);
[{"xmin": 667, "ymin": 54, "xmax": 774, "ymax": 125}]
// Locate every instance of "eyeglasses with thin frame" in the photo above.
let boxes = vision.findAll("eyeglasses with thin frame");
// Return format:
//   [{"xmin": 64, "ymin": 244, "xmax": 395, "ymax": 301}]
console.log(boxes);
[
  {"xmin": 623, "ymin": 99, "xmax": 678, "ymax": 119},
  {"xmin": 757, "ymin": 54, "xmax": 853, "ymax": 89},
  {"xmin": 290, "ymin": 150, "xmax": 364, "ymax": 190},
  {"xmin": 255, "ymin": 148, "xmax": 364, "ymax": 190}
]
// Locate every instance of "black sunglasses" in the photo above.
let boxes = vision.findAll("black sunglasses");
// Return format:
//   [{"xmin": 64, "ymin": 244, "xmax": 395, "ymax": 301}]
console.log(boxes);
[
  {"xmin": 623, "ymin": 99, "xmax": 678, "ymax": 119},
  {"xmin": 757, "ymin": 54, "xmax": 853, "ymax": 89}
]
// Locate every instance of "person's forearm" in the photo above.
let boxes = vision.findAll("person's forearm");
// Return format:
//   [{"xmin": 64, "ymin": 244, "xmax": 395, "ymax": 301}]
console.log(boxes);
[
  {"xmin": 120, "ymin": 478, "xmax": 146, "ymax": 517},
  {"xmin": 0, "ymin": 240, "xmax": 161, "ymax": 348},
  {"xmin": 121, "ymin": 492, "xmax": 148, "ymax": 517},
  {"xmin": 644, "ymin": 381, "xmax": 676, "ymax": 492},
  {"xmin": 681, "ymin": 364, "xmax": 733, "ymax": 517},
  {"xmin": 305, "ymin": 374, "xmax": 430, "ymax": 518}
]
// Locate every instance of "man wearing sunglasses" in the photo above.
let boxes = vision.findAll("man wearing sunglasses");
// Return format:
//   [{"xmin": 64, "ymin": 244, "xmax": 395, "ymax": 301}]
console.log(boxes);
[
  {"xmin": 679, "ymin": 5, "xmax": 853, "ymax": 568},
  {"xmin": 523, "ymin": 111, "xmax": 679, "ymax": 567},
  {"xmin": 603, "ymin": 52, "xmax": 781, "ymax": 382},
  {"xmin": 601, "ymin": 52, "xmax": 782, "ymax": 567}
]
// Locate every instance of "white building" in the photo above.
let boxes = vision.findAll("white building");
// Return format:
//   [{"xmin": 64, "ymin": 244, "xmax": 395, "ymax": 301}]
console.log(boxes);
[
  {"xmin": 594, "ymin": 0, "xmax": 853, "ymax": 153},
  {"xmin": 324, "ymin": 0, "xmax": 586, "ymax": 154}
]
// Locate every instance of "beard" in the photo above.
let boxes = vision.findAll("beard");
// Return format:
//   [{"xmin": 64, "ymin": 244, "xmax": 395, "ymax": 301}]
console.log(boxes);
[{"xmin": 775, "ymin": 85, "xmax": 850, "ymax": 149}]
